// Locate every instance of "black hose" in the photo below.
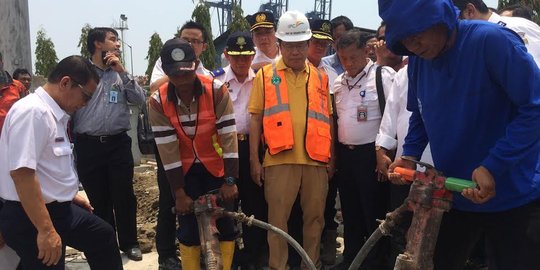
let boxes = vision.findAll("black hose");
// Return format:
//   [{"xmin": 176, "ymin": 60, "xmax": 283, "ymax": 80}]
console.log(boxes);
[
  {"xmin": 223, "ymin": 211, "xmax": 317, "ymax": 270},
  {"xmin": 347, "ymin": 227, "xmax": 384, "ymax": 270}
]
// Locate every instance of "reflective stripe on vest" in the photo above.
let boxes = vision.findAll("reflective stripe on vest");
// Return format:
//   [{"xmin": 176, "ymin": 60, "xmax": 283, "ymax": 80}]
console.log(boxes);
[
  {"xmin": 262, "ymin": 63, "xmax": 331, "ymax": 163},
  {"xmin": 159, "ymin": 75, "xmax": 225, "ymax": 177}
]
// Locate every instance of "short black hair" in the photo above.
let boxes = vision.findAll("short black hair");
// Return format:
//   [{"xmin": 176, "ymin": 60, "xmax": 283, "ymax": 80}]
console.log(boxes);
[
  {"xmin": 87, "ymin": 27, "xmax": 118, "ymax": 55},
  {"xmin": 452, "ymin": 0, "xmax": 489, "ymax": 13},
  {"xmin": 499, "ymin": 4, "xmax": 533, "ymax": 20},
  {"xmin": 48, "ymin": 55, "xmax": 99, "ymax": 85},
  {"xmin": 178, "ymin": 21, "xmax": 209, "ymax": 43},
  {"xmin": 336, "ymin": 29, "xmax": 372, "ymax": 50},
  {"xmin": 330, "ymin": 16, "xmax": 354, "ymax": 33},
  {"xmin": 13, "ymin": 68, "xmax": 31, "ymax": 80}
]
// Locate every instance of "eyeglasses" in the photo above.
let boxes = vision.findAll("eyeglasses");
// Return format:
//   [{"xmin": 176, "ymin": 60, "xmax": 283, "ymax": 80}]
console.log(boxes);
[
  {"xmin": 182, "ymin": 38, "xmax": 205, "ymax": 45},
  {"xmin": 73, "ymin": 82, "xmax": 94, "ymax": 102},
  {"xmin": 281, "ymin": 42, "xmax": 308, "ymax": 51}
]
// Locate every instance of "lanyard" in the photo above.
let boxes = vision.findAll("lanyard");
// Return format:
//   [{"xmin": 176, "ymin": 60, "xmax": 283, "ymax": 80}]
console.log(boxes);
[{"xmin": 346, "ymin": 64, "xmax": 374, "ymax": 91}]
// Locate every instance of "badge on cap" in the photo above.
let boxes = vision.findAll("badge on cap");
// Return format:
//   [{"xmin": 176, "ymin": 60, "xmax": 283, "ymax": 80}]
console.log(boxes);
[
  {"xmin": 321, "ymin": 22, "xmax": 331, "ymax": 33},
  {"xmin": 171, "ymin": 48, "xmax": 185, "ymax": 61},
  {"xmin": 236, "ymin": 37, "xmax": 246, "ymax": 49},
  {"xmin": 271, "ymin": 75, "xmax": 281, "ymax": 85},
  {"xmin": 256, "ymin": 13, "xmax": 267, "ymax": 23}
]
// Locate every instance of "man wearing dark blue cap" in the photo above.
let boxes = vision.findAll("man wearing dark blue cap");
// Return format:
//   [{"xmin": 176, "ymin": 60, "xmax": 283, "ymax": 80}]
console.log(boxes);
[
  {"xmin": 149, "ymin": 38, "xmax": 239, "ymax": 270},
  {"xmin": 380, "ymin": 0, "xmax": 540, "ymax": 269},
  {"xmin": 212, "ymin": 32, "xmax": 268, "ymax": 269}
]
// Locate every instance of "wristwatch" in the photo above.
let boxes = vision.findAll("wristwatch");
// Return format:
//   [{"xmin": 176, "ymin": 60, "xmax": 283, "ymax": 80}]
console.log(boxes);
[{"xmin": 224, "ymin": 176, "xmax": 236, "ymax": 186}]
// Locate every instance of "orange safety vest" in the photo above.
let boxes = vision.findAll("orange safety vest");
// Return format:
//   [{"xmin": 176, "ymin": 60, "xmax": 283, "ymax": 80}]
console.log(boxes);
[
  {"xmin": 158, "ymin": 75, "xmax": 225, "ymax": 177},
  {"xmin": 262, "ymin": 62, "xmax": 332, "ymax": 163}
]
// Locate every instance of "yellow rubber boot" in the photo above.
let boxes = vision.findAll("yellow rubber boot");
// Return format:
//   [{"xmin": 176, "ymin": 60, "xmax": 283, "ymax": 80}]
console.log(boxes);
[
  {"xmin": 219, "ymin": 241, "xmax": 236, "ymax": 270},
  {"xmin": 179, "ymin": 244, "xmax": 201, "ymax": 270}
]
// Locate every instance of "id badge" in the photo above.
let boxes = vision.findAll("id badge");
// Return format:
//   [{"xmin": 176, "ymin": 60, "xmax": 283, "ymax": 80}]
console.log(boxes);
[
  {"xmin": 109, "ymin": 90, "xmax": 118, "ymax": 103},
  {"xmin": 357, "ymin": 105, "xmax": 368, "ymax": 122}
]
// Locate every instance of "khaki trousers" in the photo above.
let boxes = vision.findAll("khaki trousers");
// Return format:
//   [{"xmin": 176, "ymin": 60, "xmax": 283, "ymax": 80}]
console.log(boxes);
[{"xmin": 265, "ymin": 164, "xmax": 328, "ymax": 270}]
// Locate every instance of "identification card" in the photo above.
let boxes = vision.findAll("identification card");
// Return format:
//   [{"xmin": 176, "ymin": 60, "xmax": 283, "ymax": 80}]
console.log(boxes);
[
  {"xmin": 357, "ymin": 105, "xmax": 368, "ymax": 122},
  {"xmin": 109, "ymin": 90, "xmax": 118, "ymax": 103}
]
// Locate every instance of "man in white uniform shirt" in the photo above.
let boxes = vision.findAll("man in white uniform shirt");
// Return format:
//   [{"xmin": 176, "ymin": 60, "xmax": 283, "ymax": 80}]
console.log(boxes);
[
  {"xmin": 149, "ymin": 21, "xmax": 212, "ymax": 93},
  {"xmin": 211, "ymin": 32, "xmax": 268, "ymax": 269},
  {"xmin": 0, "ymin": 56, "xmax": 123, "ymax": 269},
  {"xmin": 331, "ymin": 29, "xmax": 395, "ymax": 270},
  {"xmin": 248, "ymin": 11, "xmax": 281, "ymax": 71},
  {"xmin": 454, "ymin": 0, "xmax": 540, "ymax": 65}
]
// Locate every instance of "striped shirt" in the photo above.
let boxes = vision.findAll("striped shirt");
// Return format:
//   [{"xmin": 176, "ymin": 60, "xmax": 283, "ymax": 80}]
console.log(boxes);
[{"xmin": 148, "ymin": 76, "xmax": 238, "ymax": 189}]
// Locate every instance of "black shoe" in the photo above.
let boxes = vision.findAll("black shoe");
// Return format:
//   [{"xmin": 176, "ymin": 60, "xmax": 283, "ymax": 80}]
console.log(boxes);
[
  {"xmin": 159, "ymin": 256, "xmax": 181, "ymax": 270},
  {"xmin": 124, "ymin": 247, "xmax": 143, "ymax": 261}
]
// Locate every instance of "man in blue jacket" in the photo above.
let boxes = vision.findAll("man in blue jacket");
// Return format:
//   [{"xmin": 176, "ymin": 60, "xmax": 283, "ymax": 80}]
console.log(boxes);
[{"xmin": 380, "ymin": 0, "xmax": 540, "ymax": 269}]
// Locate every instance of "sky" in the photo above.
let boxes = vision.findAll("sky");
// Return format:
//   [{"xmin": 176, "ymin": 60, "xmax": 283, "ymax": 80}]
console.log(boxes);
[{"xmin": 28, "ymin": 0, "xmax": 499, "ymax": 76}]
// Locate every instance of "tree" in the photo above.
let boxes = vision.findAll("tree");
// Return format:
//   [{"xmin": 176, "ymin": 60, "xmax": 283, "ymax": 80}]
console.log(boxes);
[
  {"xmin": 35, "ymin": 28, "xmax": 58, "ymax": 77},
  {"xmin": 498, "ymin": 0, "xmax": 539, "ymax": 24},
  {"xmin": 145, "ymin": 32, "xmax": 163, "ymax": 79},
  {"xmin": 192, "ymin": 1, "xmax": 217, "ymax": 70},
  {"xmin": 228, "ymin": 0, "xmax": 250, "ymax": 33},
  {"xmin": 78, "ymin": 24, "xmax": 93, "ymax": 59}
]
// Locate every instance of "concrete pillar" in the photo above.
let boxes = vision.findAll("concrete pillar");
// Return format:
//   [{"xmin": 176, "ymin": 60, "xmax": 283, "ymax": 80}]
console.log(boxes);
[{"xmin": 0, "ymin": 0, "xmax": 32, "ymax": 75}]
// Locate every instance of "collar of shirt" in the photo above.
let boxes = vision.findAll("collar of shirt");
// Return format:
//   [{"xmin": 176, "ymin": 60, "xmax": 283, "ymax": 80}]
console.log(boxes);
[
  {"xmin": 166, "ymin": 77, "xmax": 204, "ymax": 104},
  {"xmin": 276, "ymin": 58, "xmax": 309, "ymax": 73},
  {"xmin": 343, "ymin": 59, "xmax": 374, "ymax": 81},
  {"xmin": 223, "ymin": 66, "xmax": 256, "ymax": 84},
  {"xmin": 35, "ymin": 87, "xmax": 70, "ymax": 122},
  {"xmin": 488, "ymin": 12, "xmax": 503, "ymax": 24}
]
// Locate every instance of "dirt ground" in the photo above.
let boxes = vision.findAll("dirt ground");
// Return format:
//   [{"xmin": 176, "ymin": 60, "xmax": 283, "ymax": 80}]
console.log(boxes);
[{"xmin": 132, "ymin": 160, "xmax": 161, "ymax": 254}]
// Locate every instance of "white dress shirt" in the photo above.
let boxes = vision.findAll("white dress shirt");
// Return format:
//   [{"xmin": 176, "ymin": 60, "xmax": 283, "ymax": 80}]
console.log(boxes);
[
  {"xmin": 213, "ymin": 66, "xmax": 255, "ymax": 135},
  {"xmin": 488, "ymin": 12, "xmax": 540, "ymax": 66},
  {"xmin": 150, "ymin": 57, "xmax": 211, "ymax": 85},
  {"xmin": 0, "ymin": 87, "xmax": 78, "ymax": 203},
  {"xmin": 375, "ymin": 66, "xmax": 433, "ymax": 164},
  {"xmin": 251, "ymin": 46, "xmax": 281, "ymax": 70},
  {"xmin": 334, "ymin": 60, "xmax": 395, "ymax": 145}
]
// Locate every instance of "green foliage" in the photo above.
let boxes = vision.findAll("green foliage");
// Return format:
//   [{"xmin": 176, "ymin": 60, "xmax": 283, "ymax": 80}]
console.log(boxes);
[
  {"xmin": 145, "ymin": 32, "xmax": 164, "ymax": 79},
  {"xmin": 228, "ymin": 0, "xmax": 250, "ymax": 33},
  {"xmin": 35, "ymin": 28, "xmax": 58, "ymax": 77},
  {"xmin": 192, "ymin": 1, "xmax": 217, "ymax": 70},
  {"xmin": 498, "ymin": 0, "xmax": 540, "ymax": 24},
  {"xmin": 78, "ymin": 24, "xmax": 92, "ymax": 59}
]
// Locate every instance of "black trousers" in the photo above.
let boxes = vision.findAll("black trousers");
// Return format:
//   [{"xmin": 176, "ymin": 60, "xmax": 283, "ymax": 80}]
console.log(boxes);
[
  {"xmin": 74, "ymin": 132, "xmax": 139, "ymax": 250},
  {"xmin": 323, "ymin": 176, "xmax": 339, "ymax": 232},
  {"xmin": 0, "ymin": 201, "xmax": 123, "ymax": 270},
  {"xmin": 433, "ymin": 198, "xmax": 540, "ymax": 270},
  {"xmin": 336, "ymin": 142, "xmax": 390, "ymax": 269},
  {"xmin": 235, "ymin": 139, "xmax": 269, "ymax": 265},
  {"xmin": 177, "ymin": 164, "xmax": 237, "ymax": 245},
  {"xmin": 154, "ymin": 143, "xmax": 179, "ymax": 262}
]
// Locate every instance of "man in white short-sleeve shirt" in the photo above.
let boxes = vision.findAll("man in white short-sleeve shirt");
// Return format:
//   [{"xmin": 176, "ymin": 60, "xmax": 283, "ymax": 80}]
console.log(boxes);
[{"xmin": 0, "ymin": 56, "xmax": 123, "ymax": 270}]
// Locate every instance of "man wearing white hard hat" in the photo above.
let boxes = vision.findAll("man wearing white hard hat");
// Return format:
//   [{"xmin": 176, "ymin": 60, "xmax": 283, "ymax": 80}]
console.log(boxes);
[{"xmin": 249, "ymin": 10, "xmax": 334, "ymax": 270}]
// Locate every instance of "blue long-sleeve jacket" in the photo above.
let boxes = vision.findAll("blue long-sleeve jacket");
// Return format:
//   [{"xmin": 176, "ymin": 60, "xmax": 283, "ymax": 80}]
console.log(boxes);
[{"xmin": 380, "ymin": 0, "xmax": 540, "ymax": 212}]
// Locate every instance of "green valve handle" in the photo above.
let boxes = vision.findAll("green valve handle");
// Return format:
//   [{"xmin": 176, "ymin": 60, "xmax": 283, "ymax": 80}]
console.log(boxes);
[{"xmin": 445, "ymin": 177, "xmax": 477, "ymax": 192}]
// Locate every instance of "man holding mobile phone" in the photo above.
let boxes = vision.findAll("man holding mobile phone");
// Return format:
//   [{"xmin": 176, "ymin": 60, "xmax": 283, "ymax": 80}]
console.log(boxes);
[{"xmin": 72, "ymin": 27, "xmax": 146, "ymax": 261}]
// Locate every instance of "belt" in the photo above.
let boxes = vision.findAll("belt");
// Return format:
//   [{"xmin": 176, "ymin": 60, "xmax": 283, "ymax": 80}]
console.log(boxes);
[
  {"xmin": 339, "ymin": 142, "xmax": 374, "ymax": 151},
  {"xmin": 76, "ymin": 131, "xmax": 127, "ymax": 143},
  {"xmin": 237, "ymin": 134, "xmax": 249, "ymax": 141}
]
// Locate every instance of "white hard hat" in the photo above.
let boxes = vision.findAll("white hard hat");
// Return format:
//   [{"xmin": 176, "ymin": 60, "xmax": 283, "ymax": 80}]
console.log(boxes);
[{"xmin": 275, "ymin": 10, "xmax": 312, "ymax": 42}]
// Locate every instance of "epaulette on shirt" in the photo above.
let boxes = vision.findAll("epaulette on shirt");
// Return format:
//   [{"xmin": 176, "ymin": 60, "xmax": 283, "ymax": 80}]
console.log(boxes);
[{"xmin": 210, "ymin": 68, "xmax": 225, "ymax": 78}]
